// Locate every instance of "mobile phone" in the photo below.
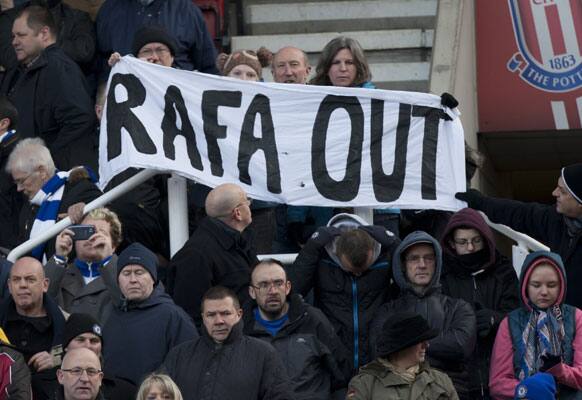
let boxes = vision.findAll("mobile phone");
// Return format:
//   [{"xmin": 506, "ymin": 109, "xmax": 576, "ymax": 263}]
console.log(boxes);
[{"xmin": 69, "ymin": 225, "xmax": 96, "ymax": 241}]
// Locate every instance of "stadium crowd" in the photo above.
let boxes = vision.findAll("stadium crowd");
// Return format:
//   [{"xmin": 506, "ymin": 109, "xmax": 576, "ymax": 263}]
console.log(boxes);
[{"xmin": 0, "ymin": 1, "xmax": 581, "ymax": 400}]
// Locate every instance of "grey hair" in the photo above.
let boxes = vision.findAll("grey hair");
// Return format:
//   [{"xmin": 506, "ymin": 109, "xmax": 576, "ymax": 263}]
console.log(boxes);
[{"xmin": 6, "ymin": 137, "xmax": 55, "ymax": 175}]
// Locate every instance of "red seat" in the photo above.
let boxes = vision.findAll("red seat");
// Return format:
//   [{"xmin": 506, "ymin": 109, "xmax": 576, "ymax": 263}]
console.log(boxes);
[{"xmin": 193, "ymin": 0, "xmax": 226, "ymax": 51}]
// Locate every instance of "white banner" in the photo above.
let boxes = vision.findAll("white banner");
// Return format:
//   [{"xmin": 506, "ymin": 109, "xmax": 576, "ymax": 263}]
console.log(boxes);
[{"xmin": 99, "ymin": 57, "xmax": 466, "ymax": 210}]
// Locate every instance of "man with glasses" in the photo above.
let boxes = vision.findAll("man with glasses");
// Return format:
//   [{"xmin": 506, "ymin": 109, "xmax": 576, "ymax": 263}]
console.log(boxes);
[
  {"xmin": 243, "ymin": 259, "xmax": 349, "ymax": 399},
  {"xmin": 370, "ymin": 231, "xmax": 476, "ymax": 400},
  {"xmin": 57, "ymin": 348, "xmax": 104, "ymax": 400},
  {"xmin": 161, "ymin": 286, "xmax": 294, "ymax": 400},
  {"xmin": 107, "ymin": 25, "xmax": 177, "ymax": 68},
  {"xmin": 439, "ymin": 208, "xmax": 519, "ymax": 399},
  {"xmin": 169, "ymin": 183, "xmax": 258, "ymax": 327}
]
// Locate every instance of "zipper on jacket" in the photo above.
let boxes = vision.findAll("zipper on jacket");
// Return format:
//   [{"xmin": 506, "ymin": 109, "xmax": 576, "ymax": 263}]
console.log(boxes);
[{"xmin": 351, "ymin": 277, "xmax": 359, "ymax": 370}]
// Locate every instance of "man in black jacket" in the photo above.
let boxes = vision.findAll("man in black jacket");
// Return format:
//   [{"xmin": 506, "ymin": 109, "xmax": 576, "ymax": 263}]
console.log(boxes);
[
  {"xmin": 244, "ymin": 259, "xmax": 349, "ymax": 399},
  {"xmin": 0, "ymin": 5, "xmax": 96, "ymax": 171},
  {"xmin": 289, "ymin": 213, "xmax": 400, "ymax": 376},
  {"xmin": 456, "ymin": 163, "xmax": 582, "ymax": 309},
  {"xmin": 161, "ymin": 286, "xmax": 294, "ymax": 400},
  {"xmin": 370, "ymin": 231, "xmax": 476, "ymax": 400},
  {"xmin": 168, "ymin": 183, "xmax": 258, "ymax": 326},
  {"xmin": 56, "ymin": 348, "xmax": 104, "ymax": 400}
]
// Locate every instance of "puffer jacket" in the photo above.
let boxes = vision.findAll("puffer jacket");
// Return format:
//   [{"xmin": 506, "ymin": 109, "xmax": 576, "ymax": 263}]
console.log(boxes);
[
  {"xmin": 370, "ymin": 231, "xmax": 476, "ymax": 399},
  {"xmin": 243, "ymin": 294, "xmax": 349, "ymax": 399},
  {"xmin": 489, "ymin": 251, "xmax": 582, "ymax": 399},
  {"xmin": 290, "ymin": 214, "xmax": 400, "ymax": 374},
  {"xmin": 347, "ymin": 359, "xmax": 459, "ymax": 400},
  {"xmin": 440, "ymin": 208, "xmax": 519, "ymax": 397}
]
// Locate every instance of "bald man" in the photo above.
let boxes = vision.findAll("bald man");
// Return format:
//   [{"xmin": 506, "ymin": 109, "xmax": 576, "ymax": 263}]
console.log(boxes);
[
  {"xmin": 169, "ymin": 183, "xmax": 258, "ymax": 326},
  {"xmin": 57, "ymin": 348, "xmax": 104, "ymax": 400},
  {"xmin": 0, "ymin": 256, "xmax": 67, "ymax": 400},
  {"xmin": 271, "ymin": 46, "xmax": 311, "ymax": 84}
]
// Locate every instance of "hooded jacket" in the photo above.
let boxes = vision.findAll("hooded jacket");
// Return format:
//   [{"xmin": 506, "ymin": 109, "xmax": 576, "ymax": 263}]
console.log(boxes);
[
  {"xmin": 440, "ymin": 208, "xmax": 519, "ymax": 396},
  {"xmin": 243, "ymin": 293, "xmax": 349, "ymax": 399},
  {"xmin": 102, "ymin": 284, "xmax": 198, "ymax": 385},
  {"xmin": 370, "ymin": 231, "xmax": 476, "ymax": 398},
  {"xmin": 290, "ymin": 214, "xmax": 400, "ymax": 374},
  {"xmin": 489, "ymin": 251, "xmax": 582, "ymax": 399},
  {"xmin": 160, "ymin": 321, "xmax": 294, "ymax": 400}
]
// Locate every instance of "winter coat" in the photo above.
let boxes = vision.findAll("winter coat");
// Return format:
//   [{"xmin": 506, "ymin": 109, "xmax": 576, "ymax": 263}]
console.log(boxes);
[
  {"xmin": 168, "ymin": 217, "xmax": 258, "ymax": 326},
  {"xmin": 347, "ymin": 359, "xmax": 459, "ymax": 400},
  {"xmin": 440, "ymin": 208, "xmax": 520, "ymax": 396},
  {"xmin": 160, "ymin": 322, "xmax": 294, "ymax": 400},
  {"xmin": 243, "ymin": 294, "xmax": 349, "ymax": 399},
  {"xmin": 44, "ymin": 255, "xmax": 120, "ymax": 324},
  {"xmin": 16, "ymin": 169, "xmax": 102, "ymax": 259},
  {"xmin": 489, "ymin": 251, "xmax": 582, "ymax": 399},
  {"xmin": 0, "ymin": 0, "xmax": 95, "ymax": 71},
  {"xmin": 0, "ymin": 131, "xmax": 21, "ymax": 249},
  {"xmin": 371, "ymin": 231, "xmax": 476, "ymax": 398},
  {"xmin": 290, "ymin": 214, "xmax": 400, "ymax": 374},
  {"xmin": 0, "ymin": 44, "xmax": 97, "ymax": 171},
  {"xmin": 103, "ymin": 284, "xmax": 198, "ymax": 385},
  {"xmin": 0, "ymin": 342, "xmax": 31, "ymax": 400},
  {"xmin": 463, "ymin": 191, "xmax": 582, "ymax": 309},
  {"xmin": 95, "ymin": 0, "xmax": 218, "ymax": 79}
]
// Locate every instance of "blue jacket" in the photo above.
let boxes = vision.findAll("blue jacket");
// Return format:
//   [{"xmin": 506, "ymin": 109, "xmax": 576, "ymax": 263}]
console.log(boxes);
[{"xmin": 96, "ymin": 0, "xmax": 218, "ymax": 78}]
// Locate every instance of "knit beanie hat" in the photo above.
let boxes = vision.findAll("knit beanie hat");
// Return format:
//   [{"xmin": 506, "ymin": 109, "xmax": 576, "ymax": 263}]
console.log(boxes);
[
  {"xmin": 131, "ymin": 26, "xmax": 177, "ymax": 57},
  {"xmin": 216, "ymin": 47, "xmax": 273, "ymax": 78},
  {"xmin": 562, "ymin": 163, "xmax": 582, "ymax": 204},
  {"xmin": 514, "ymin": 373, "xmax": 556, "ymax": 400},
  {"xmin": 63, "ymin": 313, "xmax": 103, "ymax": 350},
  {"xmin": 117, "ymin": 242, "xmax": 158, "ymax": 282}
]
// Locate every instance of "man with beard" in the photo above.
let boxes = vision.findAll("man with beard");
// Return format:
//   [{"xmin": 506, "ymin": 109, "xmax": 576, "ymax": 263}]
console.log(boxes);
[{"xmin": 243, "ymin": 259, "xmax": 349, "ymax": 399}]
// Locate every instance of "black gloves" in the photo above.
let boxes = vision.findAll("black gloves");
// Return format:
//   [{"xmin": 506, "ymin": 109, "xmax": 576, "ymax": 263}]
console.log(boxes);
[
  {"xmin": 540, "ymin": 353, "xmax": 562, "ymax": 372},
  {"xmin": 475, "ymin": 306, "xmax": 497, "ymax": 338},
  {"xmin": 441, "ymin": 92, "xmax": 459, "ymax": 108},
  {"xmin": 455, "ymin": 188, "xmax": 483, "ymax": 208},
  {"xmin": 308, "ymin": 226, "xmax": 341, "ymax": 248}
]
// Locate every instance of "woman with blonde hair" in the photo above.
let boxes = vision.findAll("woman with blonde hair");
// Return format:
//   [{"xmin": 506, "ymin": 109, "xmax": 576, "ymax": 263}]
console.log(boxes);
[{"xmin": 136, "ymin": 374, "xmax": 183, "ymax": 400}]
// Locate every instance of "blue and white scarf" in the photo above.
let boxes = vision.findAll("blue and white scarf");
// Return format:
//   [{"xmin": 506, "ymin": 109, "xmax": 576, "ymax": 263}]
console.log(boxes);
[
  {"xmin": 74, "ymin": 256, "xmax": 112, "ymax": 284},
  {"xmin": 29, "ymin": 171, "xmax": 71, "ymax": 260},
  {"xmin": 0, "ymin": 129, "xmax": 16, "ymax": 145}
]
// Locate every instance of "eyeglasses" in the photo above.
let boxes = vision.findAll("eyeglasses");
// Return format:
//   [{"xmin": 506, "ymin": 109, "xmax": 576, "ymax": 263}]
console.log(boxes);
[
  {"xmin": 13, "ymin": 171, "xmax": 36, "ymax": 187},
  {"xmin": 453, "ymin": 237, "xmax": 483, "ymax": 247},
  {"xmin": 252, "ymin": 279, "xmax": 286, "ymax": 292},
  {"xmin": 405, "ymin": 254, "xmax": 436, "ymax": 264},
  {"xmin": 138, "ymin": 47, "xmax": 170, "ymax": 58},
  {"xmin": 61, "ymin": 367, "xmax": 102, "ymax": 377}
]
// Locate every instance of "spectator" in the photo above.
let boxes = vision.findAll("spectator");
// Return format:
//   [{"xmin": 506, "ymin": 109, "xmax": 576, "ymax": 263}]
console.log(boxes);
[
  {"xmin": 347, "ymin": 312, "xmax": 459, "ymax": 400},
  {"xmin": 457, "ymin": 164, "xmax": 582, "ymax": 309},
  {"xmin": 161, "ymin": 286, "xmax": 294, "ymax": 400},
  {"xmin": 489, "ymin": 251, "xmax": 582, "ymax": 399},
  {"xmin": 271, "ymin": 46, "xmax": 311, "ymax": 84},
  {"xmin": 0, "ymin": 327, "xmax": 31, "ymax": 400},
  {"xmin": 168, "ymin": 183, "xmax": 258, "ymax": 326},
  {"xmin": 136, "ymin": 374, "xmax": 182, "ymax": 400},
  {"xmin": 107, "ymin": 25, "xmax": 176, "ymax": 68},
  {"xmin": 95, "ymin": 0, "xmax": 218, "ymax": 80},
  {"xmin": 0, "ymin": 96, "xmax": 22, "ymax": 250},
  {"xmin": 290, "ymin": 213, "xmax": 400, "ymax": 374},
  {"xmin": 62, "ymin": 313, "xmax": 136, "ymax": 400},
  {"xmin": 0, "ymin": 256, "xmax": 66, "ymax": 400},
  {"xmin": 6, "ymin": 138, "xmax": 101, "ymax": 260},
  {"xmin": 102, "ymin": 243, "xmax": 197, "ymax": 385},
  {"xmin": 0, "ymin": 5, "xmax": 97, "ymax": 171},
  {"xmin": 440, "ymin": 207, "xmax": 519, "ymax": 399},
  {"xmin": 46, "ymin": 207, "xmax": 122, "ymax": 323},
  {"xmin": 56, "ymin": 348, "xmax": 104, "ymax": 400},
  {"xmin": 243, "ymin": 259, "xmax": 349, "ymax": 399},
  {"xmin": 0, "ymin": 0, "xmax": 96, "ymax": 72},
  {"xmin": 370, "ymin": 231, "xmax": 476, "ymax": 399}
]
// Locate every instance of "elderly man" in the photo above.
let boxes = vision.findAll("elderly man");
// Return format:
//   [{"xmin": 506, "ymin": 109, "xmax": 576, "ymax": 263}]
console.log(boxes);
[
  {"xmin": 0, "ymin": 256, "xmax": 66, "ymax": 400},
  {"xmin": 103, "ymin": 243, "xmax": 197, "ymax": 385},
  {"xmin": 107, "ymin": 25, "xmax": 177, "ymax": 68},
  {"xmin": 371, "ymin": 231, "xmax": 476, "ymax": 399},
  {"xmin": 169, "ymin": 183, "xmax": 258, "ymax": 326},
  {"xmin": 457, "ymin": 163, "xmax": 582, "ymax": 309},
  {"xmin": 271, "ymin": 46, "xmax": 311, "ymax": 84},
  {"xmin": 348, "ymin": 312, "xmax": 458, "ymax": 400},
  {"xmin": 244, "ymin": 259, "xmax": 349, "ymax": 399},
  {"xmin": 161, "ymin": 286, "xmax": 294, "ymax": 400},
  {"xmin": 46, "ymin": 207, "xmax": 122, "ymax": 323},
  {"xmin": 6, "ymin": 138, "xmax": 101, "ymax": 260},
  {"xmin": 0, "ymin": 5, "xmax": 96, "ymax": 171},
  {"xmin": 56, "ymin": 348, "xmax": 104, "ymax": 400}
]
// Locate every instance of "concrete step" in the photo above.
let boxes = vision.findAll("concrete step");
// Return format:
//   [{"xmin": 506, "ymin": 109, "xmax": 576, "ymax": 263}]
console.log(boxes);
[{"xmin": 244, "ymin": 0, "xmax": 438, "ymax": 35}]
